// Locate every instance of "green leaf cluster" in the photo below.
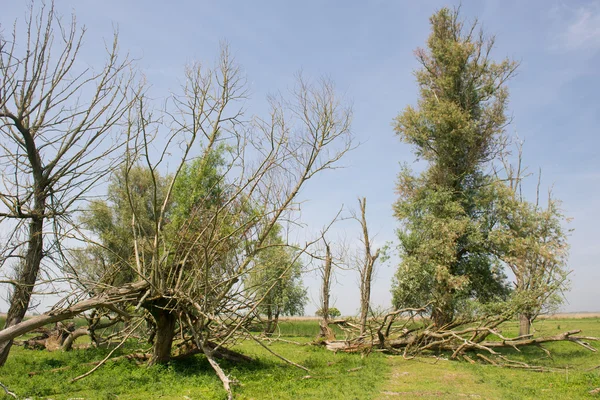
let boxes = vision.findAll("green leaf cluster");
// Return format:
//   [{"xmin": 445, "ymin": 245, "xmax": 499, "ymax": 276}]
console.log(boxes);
[{"xmin": 392, "ymin": 8, "xmax": 517, "ymax": 323}]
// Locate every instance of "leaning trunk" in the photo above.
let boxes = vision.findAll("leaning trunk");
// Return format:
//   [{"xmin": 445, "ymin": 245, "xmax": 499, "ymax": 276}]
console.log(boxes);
[
  {"xmin": 0, "ymin": 205, "xmax": 45, "ymax": 366},
  {"xmin": 0, "ymin": 280, "xmax": 148, "ymax": 345}
]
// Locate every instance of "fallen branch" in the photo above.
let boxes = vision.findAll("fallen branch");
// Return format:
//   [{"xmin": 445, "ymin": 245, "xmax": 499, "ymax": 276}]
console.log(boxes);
[
  {"xmin": 70, "ymin": 319, "xmax": 143, "ymax": 383},
  {"xmin": 186, "ymin": 314, "xmax": 233, "ymax": 400},
  {"xmin": 244, "ymin": 329, "xmax": 310, "ymax": 372},
  {"xmin": 28, "ymin": 353, "xmax": 151, "ymax": 377},
  {"xmin": 318, "ymin": 316, "xmax": 600, "ymax": 369},
  {"xmin": 0, "ymin": 381, "xmax": 17, "ymax": 399},
  {"xmin": 173, "ymin": 340, "xmax": 252, "ymax": 363},
  {"xmin": 0, "ymin": 281, "xmax": 149, "ymax": 344}
]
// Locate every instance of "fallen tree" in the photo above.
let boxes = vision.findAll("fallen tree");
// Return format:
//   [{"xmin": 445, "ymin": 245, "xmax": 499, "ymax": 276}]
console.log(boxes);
[
  {"xmin": 0, "ymin": 281, "xmax": 148, "ymax": 345},
  {"xmin": 318, "ymin": 306, "xmax": 599, "ymax": 369}
]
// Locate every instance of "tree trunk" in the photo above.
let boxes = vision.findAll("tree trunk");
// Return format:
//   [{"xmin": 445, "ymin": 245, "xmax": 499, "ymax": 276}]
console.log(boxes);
[
  {"xmin": 264, "ymin": 305, "xmax": 273, "ymax": 336},
  {"xmin": 319, "ymin": 244, "xmax": 335, "ymax": 340},
  {"xmin": 0, "ymin": 280, "xmax": 148, "ymax": 345},
  {"xmin": 62, "ymin": 328, "xmax": 90, "ymax": 351},
  {"xmin": 0, "ymin": 211, "xmax": 45, "ymax": 366},
  {"xmin": 431, "ymin": 304, "xmax": 453, "ymax": 328},
  {"xmin": 271, "ymin": 310, "xmax": 280, "ymax": 335},
  {"xmin": 519, "ymin": 313, "xmax": 532, "ymax": 336},
  {"xmin": 357, "ymin": 197, "xmax": 379, "ymax": 337},
  {"xmin": 148, "ymin": 307, "xmax": 177, "ymax": 365}
]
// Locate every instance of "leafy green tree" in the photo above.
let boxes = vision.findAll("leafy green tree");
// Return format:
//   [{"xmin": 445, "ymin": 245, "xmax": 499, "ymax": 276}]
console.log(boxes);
[
  {"xmin": 169, "ymin": 146, "xmax": 228, "ymax": 231},
  {"xmin": 72, "ymin": 166, "xmax": 170, "ymax": 288},
  {"xmin": 392, "ymin": 8, "xmax": 517, "ymax": 326},
  {"xmin": 246, "ymin": 225, "xmax": 307, "ymax": 335},
  {"xmin": 315, "ymin": 307, "xmax": 341, "ymax": 319}
]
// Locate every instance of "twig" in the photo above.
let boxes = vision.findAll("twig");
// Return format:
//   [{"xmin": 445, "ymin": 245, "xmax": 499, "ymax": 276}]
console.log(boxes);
[
  {"xmin": 0, "ymin": 382, "xmax": 17, "ymax": 399},
  {"xmin": 185, "ymin": 314, "xmax": 233, "ymax": 400},
  {"xmin": 244, "ymin": 329, "xmax": 310, "ymax": 372},
  {"xmin": 70, "ymin": 320, "xmax": 143, "ymax": 383}
]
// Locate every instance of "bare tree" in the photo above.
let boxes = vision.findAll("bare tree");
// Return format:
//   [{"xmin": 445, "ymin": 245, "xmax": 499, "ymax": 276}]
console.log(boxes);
[
  {"xmin": 317, "ymin": 241, "xmax": 335, "ymax": 339},
  {"xmin": 0, "ymin": 2, "xmax": 135, "ymax": 365},
  {"xmin": 353, "ymin": 197, "xmax": 380, "ymax": 337},
  {"xmin": 0, "ymin": 42, "xmax": 353, "ymax": 398}
]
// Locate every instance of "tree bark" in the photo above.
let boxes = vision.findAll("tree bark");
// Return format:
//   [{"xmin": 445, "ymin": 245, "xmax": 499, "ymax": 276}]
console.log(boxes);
[
  {"xmin": 432, "ymin": 303, "xmax": 454, "ymax": 328},
  {"xmin": 319, "ymin": 244, "xmax": 335, "ymax": 339},
  {"xmin": 519, "ymin": 313, "xmax": 532, "ymax": 337},
  {"xmin": 0, "ymin": 203, "xmax": 45, "ymax": 366},
  {"xmin": 273, "ymin": 310, "xmax": 280, "ymax": 334},
  {"xmin": 148, "ymin": 306, "xmax": 177, "ymax": 365},
  {"xmin": 357, "ymin": 198, "xmax": 380, "ymax": 337},
  {"xmin": 0, "ymin": 281, "xmax": 148, "ymax": 345},
  {"xmin": 264, "ymin": 305, "xmax": 273, "ymax": 336}
]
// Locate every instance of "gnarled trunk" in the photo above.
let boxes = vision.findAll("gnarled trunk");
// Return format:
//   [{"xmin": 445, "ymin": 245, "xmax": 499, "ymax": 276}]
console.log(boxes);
[
  {"xmin": 431, "ymin": 303, "xmax": 454, "ymax": 328},
  {"xmin": 148, "ymin": 306, "xmax": 177, "ymax": 365}
]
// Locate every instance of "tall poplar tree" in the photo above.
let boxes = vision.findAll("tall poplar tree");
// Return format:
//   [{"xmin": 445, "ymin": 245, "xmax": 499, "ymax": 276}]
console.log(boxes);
[{"xmin": 392, "ymin": 8, "xmax": 517, "ymax": 326}]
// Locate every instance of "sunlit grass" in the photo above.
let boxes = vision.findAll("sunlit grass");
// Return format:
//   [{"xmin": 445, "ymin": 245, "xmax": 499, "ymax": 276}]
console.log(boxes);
[{"xmin": 0, "ymin": 317, "xmax": 598, "ymax": 399}]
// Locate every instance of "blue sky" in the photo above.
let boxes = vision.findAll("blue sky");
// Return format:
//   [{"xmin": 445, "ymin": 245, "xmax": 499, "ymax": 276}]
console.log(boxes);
[{"xmin": 2, "ymin": 0, "xmax": 599, "ymax": 315}]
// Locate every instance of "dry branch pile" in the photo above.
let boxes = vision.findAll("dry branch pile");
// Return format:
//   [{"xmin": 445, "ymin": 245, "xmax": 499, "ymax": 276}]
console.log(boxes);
[{"xmin": 318, "ymin": 307, "xmax": 599, "ymax": 369}]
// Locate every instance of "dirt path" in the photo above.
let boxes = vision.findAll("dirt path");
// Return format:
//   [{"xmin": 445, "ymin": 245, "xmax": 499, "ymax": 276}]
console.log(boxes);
[{"xmin": 376, "ymin": 356, "xmax": 502, "ymax": 399}]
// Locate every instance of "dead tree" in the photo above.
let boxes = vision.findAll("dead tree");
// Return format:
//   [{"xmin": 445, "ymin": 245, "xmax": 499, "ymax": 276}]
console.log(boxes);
[
  {"xmin": 355, "ymin": 198, "xmax": 380, "ymax": 337},
  {"xmin": 0, "ymin": 2, "xmax": 135, "ymax": 365},
  {"xmin": 318, "ymin": 242, "xmax": 335, "ymax": 340},
  {"xmin": 319, "ymin": 306, "xmax": 599, "ymax": 370}
]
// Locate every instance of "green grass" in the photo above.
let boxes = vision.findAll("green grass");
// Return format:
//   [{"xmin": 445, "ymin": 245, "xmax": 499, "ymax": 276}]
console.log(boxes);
[
  {"xmin": 0, "ymin": 317, "xmax": 599, "ymax": 399},
  {"xmin": 0, "ymin": 321, "xmax": 387, "ymax": 400},
  {"xmin": 381, "ymin": 317, "xmax": 600, "ymax": 399},
  {"xmin": 253, "ymin": 319, "xmax": 345, "ymax": 338}
]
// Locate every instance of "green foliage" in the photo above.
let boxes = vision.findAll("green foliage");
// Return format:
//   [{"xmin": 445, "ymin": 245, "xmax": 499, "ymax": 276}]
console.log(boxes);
[
  {"xmin": 490, "ymin": 188, "xmax": 571, "ymax": 318},
  {"xmin": 74, "ymin": 146, "xmax": 230, "ymax": 290},
  {"xmin": 315, "ymin": 307, "xmax": 341, "ymax": 319},
  {"xmin": 72, "ymin": 166, "xmax": 170, "ymax": 287},
  {"xmin": 169, "ymin": 145, "xmax": 228, "ymax": 232},
  {"xmin": 392, "ymin": 8, "xmax": 516, "ymax": 323},
  {"xmin": 246, "ymin": 225, "xmax": 307, "ymax": 322}
]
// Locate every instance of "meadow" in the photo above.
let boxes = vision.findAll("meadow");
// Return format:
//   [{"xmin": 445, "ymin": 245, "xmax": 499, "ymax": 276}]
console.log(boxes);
[{"xmin": 0, "ymin": 317, "xmax": 599, "ymax": 399}]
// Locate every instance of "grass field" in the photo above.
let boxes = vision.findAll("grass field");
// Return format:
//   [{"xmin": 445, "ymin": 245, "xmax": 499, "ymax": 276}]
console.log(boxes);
[
  {"xmin": 381, "ymin": 318, "xmax": 600, "ymax": 399},
  {"xmin": 0, "ymin": 317, "xmax": 599, "ymax": 399}
]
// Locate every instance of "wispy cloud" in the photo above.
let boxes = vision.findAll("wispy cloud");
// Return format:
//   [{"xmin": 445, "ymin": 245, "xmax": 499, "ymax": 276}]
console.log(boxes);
[{"xmin": 554, "ymin": 2, "xmax": 600, "ymax": 51}]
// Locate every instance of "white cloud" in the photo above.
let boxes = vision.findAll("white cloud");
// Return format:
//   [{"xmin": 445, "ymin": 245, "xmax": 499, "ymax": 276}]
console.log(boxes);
[{"xmin": 557, "ymin": 2, "xmax": 600, "ymax": 51}]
